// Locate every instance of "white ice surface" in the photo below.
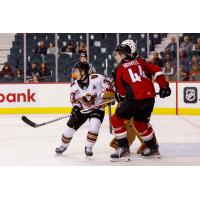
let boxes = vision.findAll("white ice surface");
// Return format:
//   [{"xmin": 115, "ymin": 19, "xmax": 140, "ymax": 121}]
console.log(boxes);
[{"xmin": 0, "ymin": 114, "xmax": 200, "ymax": 166}]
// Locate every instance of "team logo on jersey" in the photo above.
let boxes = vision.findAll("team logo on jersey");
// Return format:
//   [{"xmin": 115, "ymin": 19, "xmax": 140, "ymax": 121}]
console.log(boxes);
[
  {"xmin": 81, "ymin": 93, "xmax": 97, "ymax": 107},
  {"xmin": 184, "ymin": 87, "xmax": 198, "ymax": 103},
  {"xmin": 86, "ymin": 94, "xmax": 92, "ymax": 101}
]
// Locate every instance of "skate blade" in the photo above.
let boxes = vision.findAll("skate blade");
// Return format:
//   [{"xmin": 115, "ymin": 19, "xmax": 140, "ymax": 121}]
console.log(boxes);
[
  {"xmin": 110, "ymin": 155, "xmax": 131, "ymax": 162},
  {"xmin": 85, "ymin": 155, "xmax": 93, "ymax": 160},
  {"xmin": 142, "ymin": 153, "xmax": 162, "ymax": 159},
  {"xmin": 55, "ymin": 152, "xmax": 63, "ymax": 156}
]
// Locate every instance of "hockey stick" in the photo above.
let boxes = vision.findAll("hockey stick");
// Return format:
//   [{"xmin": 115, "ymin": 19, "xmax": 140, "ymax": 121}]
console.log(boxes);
[
  {"xmin": 22, "ymin": 98, "xmax": 115, "ymax": 128},
  {"xmin": 104, "ymin": 58, "xmax": 113, "ymax": 134},
  {"xmin": 80, "ymin": 99, "xmax": 115, "ymax": 114},
  {"xmin": 21, "ymin": 115, "xmax": 70, "ymax": 128},
  {"xmin": 107, "ymin": 103, "xmax": 113, "ymax": 134}
]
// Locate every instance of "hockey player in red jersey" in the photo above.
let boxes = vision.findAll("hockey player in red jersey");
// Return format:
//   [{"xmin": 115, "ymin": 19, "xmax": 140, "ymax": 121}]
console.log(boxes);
[{"xmin": 110, "ymin": 40, "xmax": 171, "ymax": 161}]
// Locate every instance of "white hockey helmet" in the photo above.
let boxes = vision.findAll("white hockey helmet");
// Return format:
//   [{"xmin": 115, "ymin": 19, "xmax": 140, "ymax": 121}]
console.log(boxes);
[{"xmin": 121, "ymin": 39, "xmax": 137, "ymax": 54}]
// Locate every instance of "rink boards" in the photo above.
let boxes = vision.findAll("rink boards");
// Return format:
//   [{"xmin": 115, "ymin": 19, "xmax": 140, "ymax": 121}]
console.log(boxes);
[{"xmin": 0, "ymin": 82, "xmax": 199, "ymax": 115}]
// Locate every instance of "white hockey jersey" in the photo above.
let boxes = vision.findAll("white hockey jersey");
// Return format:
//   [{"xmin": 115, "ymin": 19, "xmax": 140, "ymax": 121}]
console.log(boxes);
[{"xmin": 70, "ymin": 74, "xmax": 112, "ymax": 110}]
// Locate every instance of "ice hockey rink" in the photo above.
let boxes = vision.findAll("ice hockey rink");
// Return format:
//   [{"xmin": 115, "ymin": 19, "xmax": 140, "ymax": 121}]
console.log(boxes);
[{"xmin": 0, "ymin": 114, "xmax": 199, "ymax": 166}]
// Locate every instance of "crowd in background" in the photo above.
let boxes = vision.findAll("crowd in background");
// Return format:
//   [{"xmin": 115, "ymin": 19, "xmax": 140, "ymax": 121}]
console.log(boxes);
[
  {"xmin": 0, "ymin": 39, "xmax": 87, "ymax": 83},
  {"xmin": 23, "ymin": 39, "xmax": 87, "ymax": 83},
  {"xmin": 0, "ymin": 34, "xmax": 200, "ymax": 83},
  {"xmin": 151, "ymin": 35, "xmax": 200, "ymax": 81},
  {"xmin": 33, "ymin": 40, "xmax": 87, "ymax": 56}
]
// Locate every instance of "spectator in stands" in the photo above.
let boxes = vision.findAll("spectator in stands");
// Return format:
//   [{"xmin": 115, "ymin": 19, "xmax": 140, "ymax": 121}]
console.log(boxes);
[
  {"xmin": 14, "ymin": 68, "xmax": 23, "ymax": 78},
  {"xmin": 162, "ymin": 62, "xmax": 174, "ymax": 80},
  {"xmin": 179, "ymin": 65, "xmax": 190, "ymax": 81},
  {"xmin": 0, "ymin": 63, "xmax": 15, "ymax": 80},
  {"xmin": 39, "ymin": 63, "xmax": 51, "ymax": 78},
  {"xmin": 193, "ymin": 37, "xmax": 200, "ymax": 51},
  {"xmin": 162, "ymin": 53, "xmax": 176, "ymax": 80},
  {"xmin": 26, "ymin": 74, "xmax": 39, "ymax": 83},
  {"xmin": 192, "ymin": 55, "xmax": 200, "ymax": 65},
  {"xmin": 34, "ymin": 40, "xmax": 47, "ymax": 62},
  {"xmin": 61, "ymin": 41, "xmax": 76, "ymax": 53},
  {"xmin": 179, "ymin": 49, "xmax": 192, "ymax": 81},
  {"xmin": 164, "ymin": 36, "xmax": 177, "ymax": 60},
  {"xmin": 180, "ymin": 36, "xmax": 193, "ymax": 55},
  {"xmin": 151, "ymin": 52, "xmax": 163, "ymax": 68},
  {"xmin": 191, "ymin": 55, "xmax": 200, "ymax": 80},
  {"xmin": 26, "ymin": 62, "xmax": 41, "ymax": 78},
  {"xmin": 164, "ymin": 53, "xmax": 176, "ymax": 69},
  {"xmin": 47, "ymin": 42, "xmax": 58, "ymax": 54},
  {"xmin": 34, "ymin": 40, "xmax": 47, "ymax": 56},
  {"xmin": 77, "ymin": 41, "xmax": 87, "ymax": 53}
]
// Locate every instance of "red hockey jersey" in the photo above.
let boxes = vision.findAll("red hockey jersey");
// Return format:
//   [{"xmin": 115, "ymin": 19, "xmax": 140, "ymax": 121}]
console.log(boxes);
[{"xmin": 115, "ymin": 57, "xmax": 167, "ymax": 100}]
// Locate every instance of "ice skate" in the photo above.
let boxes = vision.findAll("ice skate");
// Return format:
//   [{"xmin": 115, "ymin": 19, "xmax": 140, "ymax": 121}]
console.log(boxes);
[
  {"xmin": 141, "ymin": 144, "xmax": 161, "ymax": 159},
  {"xmin": 110, "ymin": 146, "xmax": 131, "ymax": 162},
  {"xmin": 85, "ymin": 146, "xmax": 93, "ymax": 157},
  {"xmin": 55, "ymin": 145, "xmax": 67, "ymax": 154}
]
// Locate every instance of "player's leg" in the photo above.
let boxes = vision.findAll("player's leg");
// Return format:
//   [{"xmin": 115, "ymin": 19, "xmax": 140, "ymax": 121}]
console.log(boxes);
[
  {"xmin": 133, "ymin": 98, "xmax": 159, "ymax": 157},
  {"xmin": 130, "ymin": 118, "xmax": 147, "ymax": 154},
  {"xmin": 85, "ymin": 118, "xmax": 101, "ymax": 157},
  {"xmin": 133, "ymin": 121, "xmax": 159, "ymax": 156},
  {"xmin": 85, "ymin": 110, "xmax": 105, "ymax": 157},
  {"xmin": 110, "ymin": 115, "xmax": 146, "ymax": 154},
  {"xmin": 55, "ymin": 112, "xmax": 88, "ymax": 154},
  {"xmin": 110, "ymin": 100, "xmax": 135, "ymax": 160},
  {"xmin": 110, "ymin": 118, "xmax": 136, "ymax": 149}
]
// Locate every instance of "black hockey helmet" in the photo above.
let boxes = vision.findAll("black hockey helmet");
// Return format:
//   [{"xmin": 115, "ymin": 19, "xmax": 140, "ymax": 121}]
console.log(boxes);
[
  {"xmin": 74, "ymin": 62, "xmax": 90, "ymax": 76},
  {"xmin": 114, "ymin": 44, "xmax": 131, "ymax": 58}
]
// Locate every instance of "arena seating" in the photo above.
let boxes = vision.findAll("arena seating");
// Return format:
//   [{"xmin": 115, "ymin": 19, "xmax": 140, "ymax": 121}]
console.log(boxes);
[{"xmin": 4, "ymin": 33, "xmax": 166, "ymax": 82}]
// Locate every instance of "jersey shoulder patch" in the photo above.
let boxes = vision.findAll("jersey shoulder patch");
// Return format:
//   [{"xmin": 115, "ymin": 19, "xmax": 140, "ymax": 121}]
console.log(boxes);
[{"xmin": 91, "ymin": 74, "xmax": 99, "ymax": 79}]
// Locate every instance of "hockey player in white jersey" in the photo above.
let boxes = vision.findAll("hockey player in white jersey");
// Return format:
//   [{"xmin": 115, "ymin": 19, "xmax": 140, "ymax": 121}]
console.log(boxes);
[{"xmin": 55, "ymin": 62, "xmax": 113, "ymax": 157}]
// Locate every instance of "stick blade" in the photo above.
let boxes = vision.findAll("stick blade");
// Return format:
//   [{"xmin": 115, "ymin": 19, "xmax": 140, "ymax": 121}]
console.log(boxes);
[{"xmin": 21, "ymin": 116, "xmax": 37, "ymax": 128}]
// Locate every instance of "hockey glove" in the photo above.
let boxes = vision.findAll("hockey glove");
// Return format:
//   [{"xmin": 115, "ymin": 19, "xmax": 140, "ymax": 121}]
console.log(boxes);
[
  {"xmin": 159, "ymin": 85, "xmax": 171, "ymax": 98},
  {"xmin": 72, "ymin": 106, "xmax": 82, "ymax": 119}
]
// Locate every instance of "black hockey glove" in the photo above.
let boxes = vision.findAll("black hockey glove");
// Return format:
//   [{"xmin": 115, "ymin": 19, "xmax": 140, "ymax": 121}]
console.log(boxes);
[
  {"xmin": 72, "ymin": 106, "xmax": 82, "ymax": 119},
  {"xmin": 159, "ymin": 85, "xmax": 171, "ymax": 98}
]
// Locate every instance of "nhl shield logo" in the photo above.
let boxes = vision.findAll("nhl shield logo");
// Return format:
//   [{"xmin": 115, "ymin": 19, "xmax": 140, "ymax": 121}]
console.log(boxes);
[{"xmin": 184, "ymin": 87, "xmax": 198, "ymax": 103}]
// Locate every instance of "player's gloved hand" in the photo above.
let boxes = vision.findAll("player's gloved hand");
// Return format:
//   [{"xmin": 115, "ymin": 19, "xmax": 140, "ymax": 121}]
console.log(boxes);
[
  {"xmin": 159, "ymin": 85, "xmax": 171, "ymax": 98},
  {"xmin": 72, "ymin": 106, "xmax": 82, "ymax": 119}
]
